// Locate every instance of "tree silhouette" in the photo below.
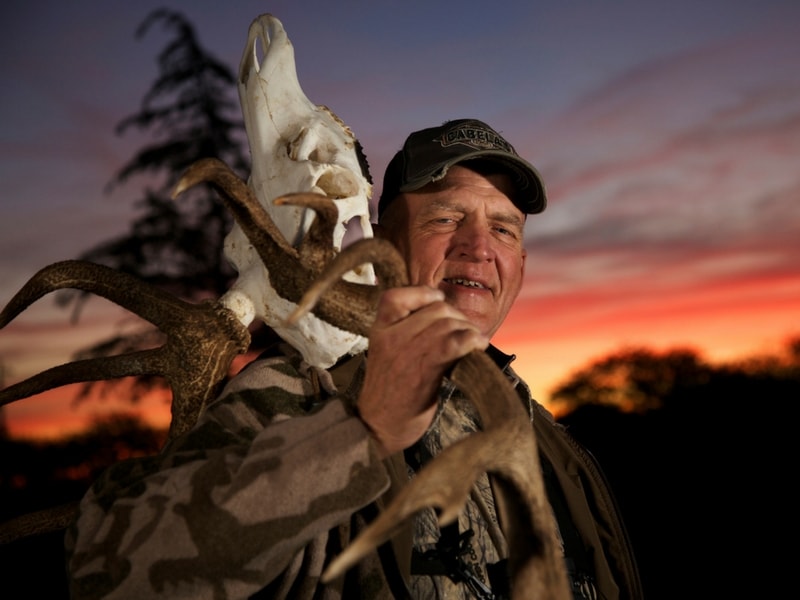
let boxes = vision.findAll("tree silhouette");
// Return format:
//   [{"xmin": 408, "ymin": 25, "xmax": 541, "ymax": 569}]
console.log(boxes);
[
  {"xmin": 550, "ymin": 335, "xmax": 800, "ymax": 415},
  {"xmin": 549, "ymin": 346, "xmax": 714, "ymax": 414},
  {"xmin": 1, "ymin": 412, "xmax": 163, "ymax": 600},
  {"xmin": 553, "ymin": 335, "xmax": 800, "ymax": 599},
  {"xmin": 59, "ymin": 8, "xmax": 249, "ymax": 320},
  {"xmin": 49, "ymin": 9, "xmax": 254, "ymax": 404}
]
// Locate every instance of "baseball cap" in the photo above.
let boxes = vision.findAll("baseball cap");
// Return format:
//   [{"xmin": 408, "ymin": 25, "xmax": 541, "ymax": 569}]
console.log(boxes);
[{"xmin": 377, "ymin": 119, "xmax": 547, "ymax": 218}]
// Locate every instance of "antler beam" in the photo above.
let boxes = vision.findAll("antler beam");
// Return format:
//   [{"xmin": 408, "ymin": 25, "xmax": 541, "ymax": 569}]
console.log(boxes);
[{"xmin": 0, "ymin": 260, "xmax": 250, "ymax": 440}]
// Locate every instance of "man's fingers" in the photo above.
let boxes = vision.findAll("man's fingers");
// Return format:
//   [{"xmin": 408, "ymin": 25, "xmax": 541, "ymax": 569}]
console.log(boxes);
[
  {"xmin": 410, "ymin": 316, "xmax": 489, "ymax": 361},
  {"xmin": 373, "ymin": 286, "xmax": 445, "ymax": 325},
  {"xmin": 371, "ymin": 285, "xmax": 488, "ymax": 363}
]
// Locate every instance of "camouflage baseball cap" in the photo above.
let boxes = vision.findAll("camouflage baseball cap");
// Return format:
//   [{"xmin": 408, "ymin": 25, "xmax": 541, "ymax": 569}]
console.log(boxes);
[{"xmin": 378, "ymin": 118, "xmax": 547, "ymax": 218}]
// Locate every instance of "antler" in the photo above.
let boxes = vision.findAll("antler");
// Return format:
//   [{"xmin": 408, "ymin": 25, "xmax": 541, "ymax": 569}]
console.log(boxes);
[
  {"xmin": 0, "ymin": 261, "xmax": 250, "ymax": 543},
  {"xmin": 0, "ymin": 260, "xmax": 250, "ymax": 441},
  {"xmin": 0, "ymin": 160, "xmax": 369, "ymax": 544},
  {"xmin": 0, "ymin": 155, "xmax": 397, "ymax": 544},
  {"xmin": 0, "ymin": 157, "xmax": 378, "ymax": 438},
  {"xmin": 286, "ymin": 230, "xmax": 571, "ymax": 599}
]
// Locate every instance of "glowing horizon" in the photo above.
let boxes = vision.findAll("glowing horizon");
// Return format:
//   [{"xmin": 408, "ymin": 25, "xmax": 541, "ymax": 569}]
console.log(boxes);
[{"xmin": 2, "ymin": 1, "xmax": 799, "ymax": 440}]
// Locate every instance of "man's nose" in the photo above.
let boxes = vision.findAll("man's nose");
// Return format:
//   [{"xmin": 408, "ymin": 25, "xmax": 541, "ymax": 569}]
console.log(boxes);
[{"xmin": 452, "ymin": 222, "xmax": 494, "ymax": 261}]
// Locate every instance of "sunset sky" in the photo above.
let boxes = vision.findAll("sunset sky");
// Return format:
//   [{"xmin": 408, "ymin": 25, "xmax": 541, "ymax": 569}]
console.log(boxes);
[{"xmin": 1, "ymin": 0, "xmax": 799, "ymax": 440}]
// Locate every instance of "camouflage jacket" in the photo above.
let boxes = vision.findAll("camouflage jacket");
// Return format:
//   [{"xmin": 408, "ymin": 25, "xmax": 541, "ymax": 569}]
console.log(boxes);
[{"xmin": 66, "ymin": 343, "xmax": 642, "ymax": 599}]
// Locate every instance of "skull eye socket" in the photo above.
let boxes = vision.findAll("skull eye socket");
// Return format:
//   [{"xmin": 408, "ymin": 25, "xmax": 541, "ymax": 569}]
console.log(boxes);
[{"xmin": 316, "ymin": 168, "xmax": 360, "ymax": 200}]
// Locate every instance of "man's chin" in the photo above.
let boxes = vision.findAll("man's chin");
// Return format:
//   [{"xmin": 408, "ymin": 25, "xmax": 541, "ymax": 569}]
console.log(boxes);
[{"xmin": 449, "ymin": 304, "xmax": 492, "ymax": 334}]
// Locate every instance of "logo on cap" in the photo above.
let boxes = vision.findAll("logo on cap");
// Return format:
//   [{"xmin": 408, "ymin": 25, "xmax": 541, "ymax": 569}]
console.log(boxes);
[{"xmin": 437, "ymin": 122, "xmax": 516, "ymax": 154}]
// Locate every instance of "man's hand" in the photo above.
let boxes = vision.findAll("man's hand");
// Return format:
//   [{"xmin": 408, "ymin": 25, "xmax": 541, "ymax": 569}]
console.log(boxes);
[{"xmin": 356, "ymin": 286, "xmax": 489, "ymax": 457}]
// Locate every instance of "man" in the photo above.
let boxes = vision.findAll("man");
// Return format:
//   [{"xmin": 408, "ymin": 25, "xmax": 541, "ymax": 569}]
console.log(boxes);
[{"xmin": 67, "ymin": 119, "xmax": 643, "ymax": 599}]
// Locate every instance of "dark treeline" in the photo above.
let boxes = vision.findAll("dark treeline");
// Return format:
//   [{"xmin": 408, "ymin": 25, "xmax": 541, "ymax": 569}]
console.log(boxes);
[
  {"xmin": 554, "ymin": 338, "xmax": 799, "ymax": 598},
  {"xmin": 1, "ymin": 336, "xmax": 797, "ymax": 598},
  {"xmin": 0, "ymin": 414, "xmax": 166, "ymax": 598}
]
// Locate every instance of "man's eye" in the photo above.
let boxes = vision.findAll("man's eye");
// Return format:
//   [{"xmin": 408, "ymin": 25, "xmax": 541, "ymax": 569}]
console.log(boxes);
[{"xmin": 495, "ymin": 226, "xmax": 515, "ymax": 237}]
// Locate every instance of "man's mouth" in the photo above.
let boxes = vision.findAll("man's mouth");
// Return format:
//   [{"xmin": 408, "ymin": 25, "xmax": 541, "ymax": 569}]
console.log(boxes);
[{"xmin": 444, "ymin": 278, "xmax": 486, "ymax": 289}]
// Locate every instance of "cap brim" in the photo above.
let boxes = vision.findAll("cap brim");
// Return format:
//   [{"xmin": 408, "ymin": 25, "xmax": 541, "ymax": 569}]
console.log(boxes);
[{"xmin": 399, "ymin": 150, "xmax": 547, "ymax": 214}]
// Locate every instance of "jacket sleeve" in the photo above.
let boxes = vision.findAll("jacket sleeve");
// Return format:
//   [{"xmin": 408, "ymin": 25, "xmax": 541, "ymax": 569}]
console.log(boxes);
[{"xmin": 65, "ymin": 355, "xmax": 391, "ymax": 599}]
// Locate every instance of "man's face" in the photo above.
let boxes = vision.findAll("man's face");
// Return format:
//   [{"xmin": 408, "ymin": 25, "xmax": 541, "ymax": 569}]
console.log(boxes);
[{"xmin": 380, "ymin": 164, "xmax": 528, "ymax": 338}]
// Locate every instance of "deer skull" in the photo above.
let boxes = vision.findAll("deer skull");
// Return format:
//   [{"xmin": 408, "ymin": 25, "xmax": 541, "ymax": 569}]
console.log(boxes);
[{"xmin": 221, "ymin": 14, "xmax": 375, "ymax": 368}]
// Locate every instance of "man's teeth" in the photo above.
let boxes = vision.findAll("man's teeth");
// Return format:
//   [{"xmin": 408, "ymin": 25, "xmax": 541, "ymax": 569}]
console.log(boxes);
[{"xmin": 447, "ymin": 278, "xmax": 485, "ymax": 289}]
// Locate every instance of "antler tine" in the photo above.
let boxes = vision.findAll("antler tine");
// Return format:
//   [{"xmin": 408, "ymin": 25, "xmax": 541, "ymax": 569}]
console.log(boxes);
[
  {"xmin": 1, "ymin": 260, "xmax": 192, "ymax": 327},
  {"xmin": 173, "ymin": 157, "xmax": 296, "ymax": 258},
  {"xmin": 173, "ymin": 158, "xmax": 360, "ymax": 308},
  {"xmin": 0, "ymin": 260, "xmax": 250, "ymax": 438},
  {"xmin": 449, "ymin": 353, "xmax": 570, "ymax": 597},
  {"xmin": 0, "ymin": 502, "xmax": 81, "ymax": 545},
  {"xmin": 0, "ymin": 350, "xmax": 168, "ymax": 409},
  {"xmin": 285, "ymin": 237, "xmax": 406, "ymax": 336},
  {"xmin": 290, "ymin": 239, "xmax": 571, "ymax": 599},
  {"xmin": 274, "ymin": 192, "xmax": 339, "ymax": 273},
  {"xmin": 175, "ymin": 159, "xmax": 378, "ymax": 327}
]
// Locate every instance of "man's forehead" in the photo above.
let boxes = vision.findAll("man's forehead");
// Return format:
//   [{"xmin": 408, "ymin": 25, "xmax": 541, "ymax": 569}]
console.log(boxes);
[{"xmin": 409, "ymin": 188, "xmax": 526, "ymax": 227}]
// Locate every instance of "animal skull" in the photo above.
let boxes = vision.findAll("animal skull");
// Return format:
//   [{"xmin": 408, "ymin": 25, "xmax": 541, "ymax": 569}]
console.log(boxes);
[{"xmin": 221, "ymin": 14, "xmax": 375, "ymax": 368}]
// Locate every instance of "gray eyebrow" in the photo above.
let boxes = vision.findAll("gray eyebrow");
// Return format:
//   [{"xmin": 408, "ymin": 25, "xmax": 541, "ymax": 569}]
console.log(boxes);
[
  {"xmin": 421, "ymin": 198, "xmax": 524, "ymax": 229},
  {"xmin": 490, "ymin": 210, "xmax": 524, "ymax": 228}
]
